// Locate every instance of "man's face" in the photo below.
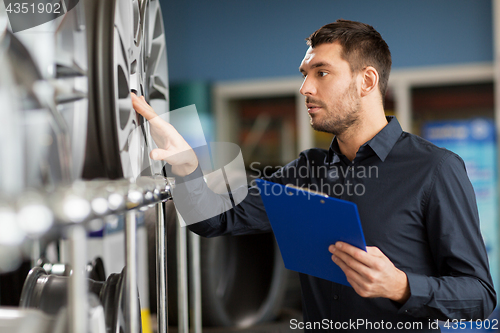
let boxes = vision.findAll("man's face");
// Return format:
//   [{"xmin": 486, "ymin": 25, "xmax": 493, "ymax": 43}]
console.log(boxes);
[{"xmin": 299, "ymin": 42, "xmax": 361, "ymax": 136}]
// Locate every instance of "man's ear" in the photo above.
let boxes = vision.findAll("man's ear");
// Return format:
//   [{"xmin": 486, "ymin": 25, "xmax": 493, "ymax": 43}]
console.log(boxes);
[{"xmin": 360, "ymin": 66, "xmax": 379, "ymax": 97}]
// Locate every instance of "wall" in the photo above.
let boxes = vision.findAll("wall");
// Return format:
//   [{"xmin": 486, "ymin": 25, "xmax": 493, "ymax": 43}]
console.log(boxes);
[{"xmin": 161, "ymin": 0, "xmax": 493, "ymax": 84}]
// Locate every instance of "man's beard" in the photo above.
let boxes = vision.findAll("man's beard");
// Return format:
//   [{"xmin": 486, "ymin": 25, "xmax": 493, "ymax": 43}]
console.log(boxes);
[{"xmin": 308, "ymin": 79, "xmax": 361, "ymax": 136}]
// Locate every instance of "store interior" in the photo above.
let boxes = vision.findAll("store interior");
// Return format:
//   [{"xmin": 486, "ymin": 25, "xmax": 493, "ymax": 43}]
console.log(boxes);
[{"xmin": 0, "ymin": 1, "xmax": 499, "ymax": 332}]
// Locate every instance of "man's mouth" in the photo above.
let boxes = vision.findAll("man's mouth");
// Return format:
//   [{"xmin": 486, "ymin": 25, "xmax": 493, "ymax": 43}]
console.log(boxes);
[{"xmin": 306, "ymin": 104, "xmax": 322, "ymax": 114}]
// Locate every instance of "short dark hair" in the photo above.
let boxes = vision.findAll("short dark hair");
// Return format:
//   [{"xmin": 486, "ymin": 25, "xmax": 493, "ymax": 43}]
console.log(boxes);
[{"xmin": 306, "ymin": 19, "xmax": 392, "ymax": 100}]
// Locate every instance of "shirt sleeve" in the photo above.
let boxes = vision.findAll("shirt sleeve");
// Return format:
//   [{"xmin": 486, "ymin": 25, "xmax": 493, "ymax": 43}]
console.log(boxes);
[
  {"xmin": 174, "ymin": 156, "xmax": 305, "ymax": 237},
  {"xmin": 171, "ymin": 166, "xmax": 272, "ymax": 238},
  {"xmin": 185, "ymin": 180, "xmax": 273, "ymax": 237},
  {"xmin": 398, "ymin": 152, "xmax": 496, "ymax": 320}
]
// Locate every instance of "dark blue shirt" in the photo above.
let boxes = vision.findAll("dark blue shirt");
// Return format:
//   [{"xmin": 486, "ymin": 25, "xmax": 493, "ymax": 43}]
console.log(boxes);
[{"xmin": 179, "ymin": 117, "xmax": 496, "ymax": 332}]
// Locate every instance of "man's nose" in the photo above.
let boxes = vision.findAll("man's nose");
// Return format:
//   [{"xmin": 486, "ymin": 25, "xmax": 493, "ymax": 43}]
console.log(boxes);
[{"xmin": 299, "ymin": 76, "xmax": 316, "ymax": 96}]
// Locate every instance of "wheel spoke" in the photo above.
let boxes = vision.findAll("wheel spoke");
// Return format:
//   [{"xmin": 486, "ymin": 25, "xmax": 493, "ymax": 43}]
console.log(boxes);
[{"xmin": 90, "ymin": 0, "xmax": 168, "ymax": 179}]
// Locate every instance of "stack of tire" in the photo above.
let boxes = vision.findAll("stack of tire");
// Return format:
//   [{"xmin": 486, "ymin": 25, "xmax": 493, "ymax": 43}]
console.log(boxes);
[{"xmin": 1, "ymin": 0, "xmax": 287, "ymax": 330}]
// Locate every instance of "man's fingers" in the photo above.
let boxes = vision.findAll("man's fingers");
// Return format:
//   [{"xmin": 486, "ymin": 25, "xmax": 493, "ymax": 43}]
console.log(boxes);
[
  {"xmin": 333, "ymin": 251, "xmax": 380, "ymax": 298},
  {"xmin": 332, "ymin": 254, "xmax": 364, "ymax": 285},
  {"xmin": 334, "ymin": 242, "xmax": 371, "ymax": 266},
  {"xmin": 131, "ymin": 93, "xmax": 158, "ymax": 121},
  {"xmin": 331, "ymin": 246, "xmax": 371, "ymax": 276},
  {"xmin": 347, "ymin": 278, "xmax": 367, "ymax": 297},
  {"xmin": 366, "ymin": 246, "xmax": 384, "ymax": 257},
  {"xmin": 332, "ymin": 243, "xmax": 403, "ymax": 300},
  {"xmin": 150, "ymin": 147, "xmax": 194, "ymax": 162},
  {"xmin": 150, "ymin": 148, "xmax": 173, "ymax": 161}
]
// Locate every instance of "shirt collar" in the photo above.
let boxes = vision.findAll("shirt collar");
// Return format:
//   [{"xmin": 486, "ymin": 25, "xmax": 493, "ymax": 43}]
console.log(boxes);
[{"xmin": 328, "ymin": 116, "xmax": 403, "ymax": 164}]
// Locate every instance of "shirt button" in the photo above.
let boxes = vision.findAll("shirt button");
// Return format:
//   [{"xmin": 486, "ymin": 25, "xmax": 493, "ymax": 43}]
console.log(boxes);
[{"xmin": 333, "ymin": 295, "xmax": 339, "ymax": 300}]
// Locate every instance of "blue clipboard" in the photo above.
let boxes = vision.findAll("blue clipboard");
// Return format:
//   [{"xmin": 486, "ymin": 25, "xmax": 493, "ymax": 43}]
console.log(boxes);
[{"xmin": 255, "ymin": 178, "xmax": 366, "ymax": 287}]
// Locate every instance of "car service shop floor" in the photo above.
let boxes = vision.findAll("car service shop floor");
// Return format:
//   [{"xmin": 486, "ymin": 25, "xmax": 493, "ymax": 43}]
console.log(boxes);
[{"xmin": 152, "ymin": 308, "xmax": 303, "ymax": 333}]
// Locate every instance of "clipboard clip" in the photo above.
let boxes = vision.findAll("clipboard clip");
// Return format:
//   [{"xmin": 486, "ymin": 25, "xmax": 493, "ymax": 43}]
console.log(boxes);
[{"xmin": 284, "ymin": 184, "xmax": 329, "ymax": 198}]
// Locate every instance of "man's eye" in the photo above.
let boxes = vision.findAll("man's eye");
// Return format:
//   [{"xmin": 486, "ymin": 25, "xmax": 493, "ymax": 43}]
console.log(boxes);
[
  {"xmin": 301, "ymin": 73, "xmax": 307, "ymax": 78},
  {"xmin": 318, "ymin": 71, "xmax": 328, "ymax": 77}
]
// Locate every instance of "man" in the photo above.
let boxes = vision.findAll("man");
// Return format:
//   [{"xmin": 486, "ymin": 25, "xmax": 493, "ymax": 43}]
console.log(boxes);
[{"xmin": 133, "ymin": 20, "xmax": 496, "ymax": 332}]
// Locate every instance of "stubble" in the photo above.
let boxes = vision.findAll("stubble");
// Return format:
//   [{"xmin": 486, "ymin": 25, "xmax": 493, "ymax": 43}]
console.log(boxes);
[{"xmin": 309, "ymin": 78, "xmax": 361, "ymax": 136}]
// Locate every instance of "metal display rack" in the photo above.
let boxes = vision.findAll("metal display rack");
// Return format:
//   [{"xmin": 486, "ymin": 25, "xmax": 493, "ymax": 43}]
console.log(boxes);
[
  {"xmin": 0, "ymin": 177, "xmax": 176, "ymax": 333},
  {"xmin": 0, "ymin": 173, "xmax": 208, "ymax": 333},
  {"xmin": 0, "ymin": 0, "xmax": 183, "ymax": 330},
  {"xmin": 0, "ymin": 176, "xmax": 172, "ymax": 333},
  {"xmin": 1, "ymin": 0, "xmax": 280, "ymax": 331}
]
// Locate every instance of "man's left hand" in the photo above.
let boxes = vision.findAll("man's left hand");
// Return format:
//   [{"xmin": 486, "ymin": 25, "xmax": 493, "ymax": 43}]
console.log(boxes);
[{"xmin": 329, "ymin": 242, "xmax": 410, "ymax": 303}]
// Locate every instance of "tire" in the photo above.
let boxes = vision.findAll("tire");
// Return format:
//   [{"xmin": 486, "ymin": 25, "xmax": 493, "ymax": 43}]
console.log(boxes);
[
  {"xmin": 19, "ymin": 266, "xmax": 139, "ymax": 333},
  {"xmin": 89, "ymin": 0, "xmax": 144, "ymax": 180},
  {"xmin": 199, "ymin": 233, "xmax": 288, "ymax": 327},
  {"xmin": 5, "ymin": 1, "xmax": 91, "ymax": 184},
  {"xmin": 164, "ymin": 200, "xmax": 288, "ymax": 327},
  {"xmin": 85, "ymin": 0, "xmax": 168, "ymax": 180},
  {"xmin": 2, "ymin": 29, "xmax": 71, "ymax": 189}
]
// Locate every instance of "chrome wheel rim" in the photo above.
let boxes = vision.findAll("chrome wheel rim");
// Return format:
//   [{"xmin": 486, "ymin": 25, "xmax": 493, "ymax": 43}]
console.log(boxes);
[
  {"xmin": 94, "ymin": 0, "xmax": 168, "ymax": 180},
  {"xmin": 53, "ymin": 1, "xmax": 89, "ymax": 181},
  {"xmin": 144, "ymin": 0, "xmax": 169, "ymax": 175}
]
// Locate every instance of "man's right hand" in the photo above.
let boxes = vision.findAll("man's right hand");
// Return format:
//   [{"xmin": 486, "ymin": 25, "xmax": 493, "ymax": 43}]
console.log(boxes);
[{"xmin": 131, "ymin": 93, "xmax": 198, "ymax": 177}]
